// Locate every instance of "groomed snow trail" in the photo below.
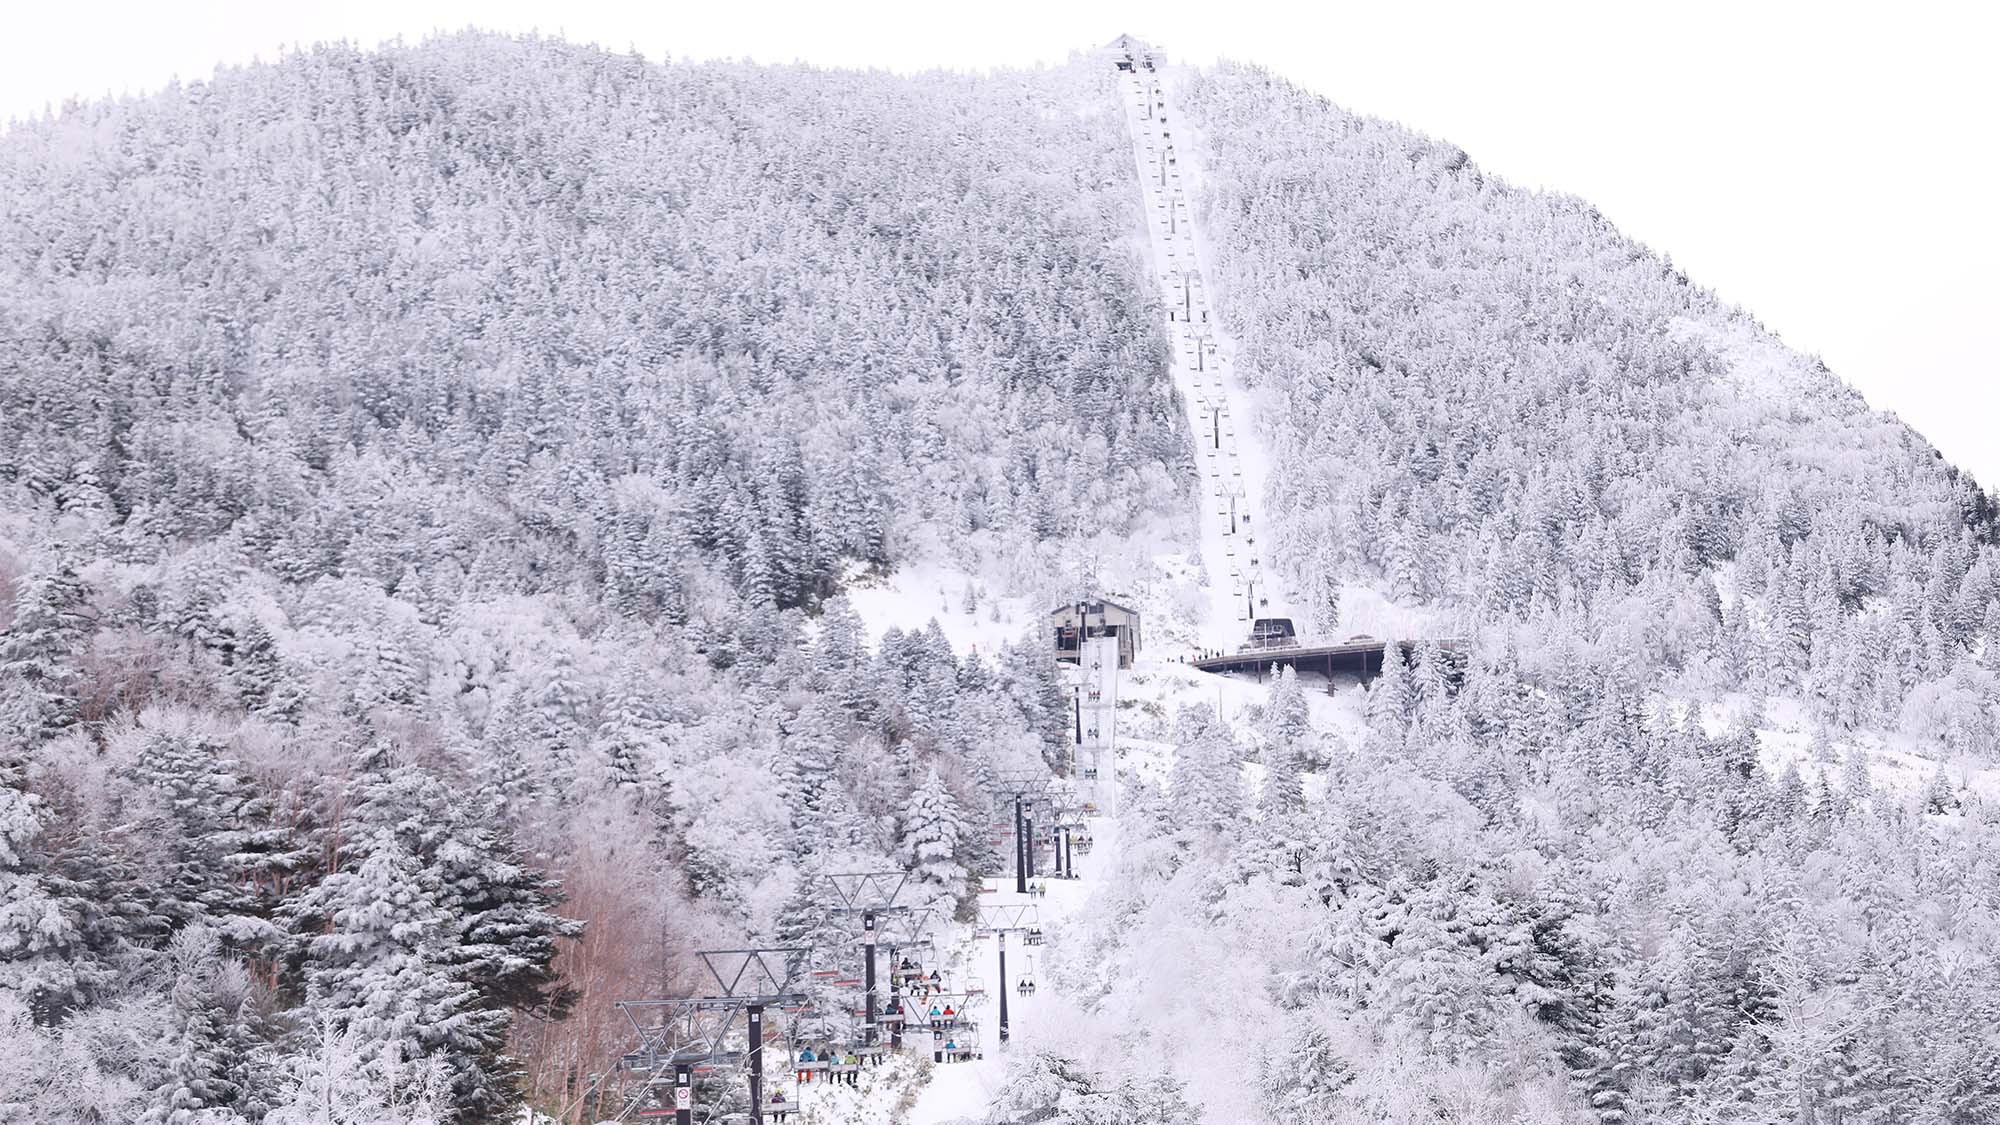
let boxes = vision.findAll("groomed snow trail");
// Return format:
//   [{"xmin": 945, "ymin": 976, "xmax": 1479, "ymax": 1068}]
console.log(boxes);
[
  {"xmin": 1117, "ymin": 51, "xmax": 1282, "ymax": 652},
  {"xmin": 905, "ymin": 810, "xmax": 1123, "ymax": 1123},
  {"xmin": 906, "ymin": 45, "xmax": 1291, "ymax": 1122}
]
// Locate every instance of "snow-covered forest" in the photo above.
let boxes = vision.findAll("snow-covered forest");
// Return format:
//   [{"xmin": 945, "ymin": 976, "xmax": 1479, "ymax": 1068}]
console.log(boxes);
[
  {"xmin": 0, "ymin": 34, "xmax": 1172, "ymax": 1122},
  {"xmin": 4, "ymin": 28, "xmax": 1999, "ymax": 1125},
  {"xmin": 1043, "ymin": 63, "xmax": 2000, "ymax": 1123}
]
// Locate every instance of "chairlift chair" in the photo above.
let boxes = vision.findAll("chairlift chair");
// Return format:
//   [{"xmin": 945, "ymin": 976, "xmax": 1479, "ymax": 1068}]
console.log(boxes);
[{"xmin": 1016, "ymin": 955, "xmax": 1039, "ymax": 997}]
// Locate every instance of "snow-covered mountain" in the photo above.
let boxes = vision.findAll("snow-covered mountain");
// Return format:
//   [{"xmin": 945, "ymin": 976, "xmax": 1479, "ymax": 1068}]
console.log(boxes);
[{"xmin": 2, "ymin": 30, "xmax": 1996, "ymax": 1125}]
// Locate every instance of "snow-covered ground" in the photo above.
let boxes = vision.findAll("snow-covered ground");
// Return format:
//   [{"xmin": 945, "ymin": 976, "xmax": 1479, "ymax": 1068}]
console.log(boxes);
[
  {"xmin": 1119, "ymin": 60, "xmax": 1286, "ymax": 651},
  {"xmin": 906, "ymin": 809, "xmax": 1125, "ymax": 1125},
  {"xmin": 842, "ymin": 560, "xmax": 1039, "ymax": 661},
  {"xmin": 842, "ymin": 46, "xmax": 1389, "ymax": 1125}
]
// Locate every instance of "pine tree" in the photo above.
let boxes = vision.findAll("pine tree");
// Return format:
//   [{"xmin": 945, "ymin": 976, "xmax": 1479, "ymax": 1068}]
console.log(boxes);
[
  {"xmin": 900, "ymin": 766, "xmax": 966, "ymax": 910},
  {"xmin": 143, "ymin": 924, "xmax": 250, "ymax": 1125},
  {"xmin": 227, "ymin": 620, "xmax": 281, "ymax": 714},
  {"xmin": 0, "ymin": 755, "xmax": 92, "ymax": 1022},
  {"xmin": 1168, "ymin": 705, "xmax": 1242, "ymax": 838},
  {"xmin": 1263, "ymin": 665, "xmax": 1312, "ymax": 760},
  {"xmin": 349, "ymin": 753, "xmax": 583, "ymax": 1018},
  {"xmin": 0, "ymin": 553, "xmax": 92, "ymax": 750},
  {"xmin": 119, "ymin": 715, "xmax": 285, "ymax": 944},
  {"xmin": 291, "ymin": 827, "xmax": 509, "ymax": 1119},
  {"xmin": 1366, "ymin": 640, "xmax": 1414, "ymax": 733}
]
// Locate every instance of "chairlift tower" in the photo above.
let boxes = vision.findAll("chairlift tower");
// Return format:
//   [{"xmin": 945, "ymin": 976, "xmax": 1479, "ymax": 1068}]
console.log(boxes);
[
  {"xmin": 872, "ymin": 907, "xmax": 935, "ymax": 1050},
  {"xmin": 974, "ymin": 903, "xmax": 1045, "ymax": 1047},
  {"xmin": 990, "ymin": 771, "xmax": 1051, "ymax": 895},
  {"xmin": 818, "ymin": 872, "xmax": 915, "ymax": 1051},
  {"xmin": 1196, "ymin": 393, "xmax": 1226, "ymax": 450},
  {"xmin": 610, "ymin": 947, "xmax": 809, "ymax": 1125},
  {"xmin": 1043, "ymin": 788, "xmax": 1084, "ymax": 878}
]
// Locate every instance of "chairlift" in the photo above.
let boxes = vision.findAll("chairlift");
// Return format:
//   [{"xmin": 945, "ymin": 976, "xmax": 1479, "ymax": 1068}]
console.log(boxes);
[
  {"xmin": 764, "ymin": 1088, "xmax": 801, "ymax": 1120},
  {"xmin": 1025, "ymin": 928, "xmax": 1046, "ymax": 947},
  {"xmin": 1016, "ymin": 956, "xmax": 1039, "ymax": 997}
]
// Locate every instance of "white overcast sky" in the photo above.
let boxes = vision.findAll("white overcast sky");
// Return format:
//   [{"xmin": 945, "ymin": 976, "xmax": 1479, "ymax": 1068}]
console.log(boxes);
[{"xmin": 5, "ymin": 0, "xmax": 1995, "ymax": 488}]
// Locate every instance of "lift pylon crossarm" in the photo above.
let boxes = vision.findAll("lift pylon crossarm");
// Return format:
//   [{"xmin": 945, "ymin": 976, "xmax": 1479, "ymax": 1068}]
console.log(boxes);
[
  {"xmin": 820, "ymin": 871, "xmax": 914, "ymax": 914},
  {"xmin": 615, "ymin": 1000, "xmax": 747, "ymax": 1070},
  {"xmin": 875, "ymin": 908, "xmax": 935, "ymax": 948},
  {"xmin": 990, "ymin": 769, "xmax": 1053, "ymax": 797},
  {"xmin": 973, "ymin": 903, "xmax": 1041, "ymax": 935},
  {"xmin": 696, "ymin": 947, "xmax": 811, "ymax": 1001}
]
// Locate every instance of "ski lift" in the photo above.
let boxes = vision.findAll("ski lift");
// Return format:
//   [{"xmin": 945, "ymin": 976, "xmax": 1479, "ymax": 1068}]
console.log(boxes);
[
  {"xmin": 965, "ymin": 974, "xmax": 986, "ymax": 994},
  {"xmin": 1016, "ymin": 956, "xmax": 1038, "ymax": 997},
  {"xmin": 1025, "ymin": 928, "xmax": 1046, "ymax": 947}
]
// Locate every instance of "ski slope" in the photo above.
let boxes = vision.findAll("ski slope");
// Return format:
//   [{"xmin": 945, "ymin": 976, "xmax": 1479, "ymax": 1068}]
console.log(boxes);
[
  {"xmin": 1118, "ymin": 55, "xmax": 1285, "ymax": 651},
  {"xmin": 888, "ymin": 42, "xmax": 1321, "ymax": 1125},
  {"xmin": 906, "ymin": 810, "xmax": 1123, "ymax": 1124}
]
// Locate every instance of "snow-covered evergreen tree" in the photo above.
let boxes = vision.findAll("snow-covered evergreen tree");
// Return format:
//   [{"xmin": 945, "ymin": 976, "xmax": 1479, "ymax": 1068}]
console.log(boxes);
[
  {"xmin": 899, "ymin": 766, "xmax": 967, "ymax": 911},
  {"xmin": 0, "ymin": 552, "xmax": 91, "ymax": 749}
]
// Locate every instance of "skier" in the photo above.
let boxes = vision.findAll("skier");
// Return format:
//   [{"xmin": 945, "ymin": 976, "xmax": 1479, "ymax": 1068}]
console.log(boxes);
[
  {"xmin": 796, "ymin": 1046, "xmax": 816, "ymax": 1084},
  {"xmin": 770, "ymin": 1091, "xmax": 791, "ymax": 1122}
]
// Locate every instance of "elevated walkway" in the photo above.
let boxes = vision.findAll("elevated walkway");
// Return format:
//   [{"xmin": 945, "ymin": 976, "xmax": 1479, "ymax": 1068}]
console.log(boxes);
[{"xmin": 1189, "ymin": 638, "xmax": 1463, "ymax": 680}]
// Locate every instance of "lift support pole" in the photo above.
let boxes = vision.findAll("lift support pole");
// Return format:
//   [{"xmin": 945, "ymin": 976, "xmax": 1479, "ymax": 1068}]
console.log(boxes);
[
  {"xmin": 747, "ymin": 1006, "xmax": 765, "ymax": 1125},
  {"xmin": 997, "ymin": 931, "xmax": 1011, "ymax": 1045},
  {"xmin": 863, "ymin": 911, "xmax": 879, "ymax": 1045},
  {"xmin": 1013, "ymin": 796, "xmax": 1028, "ymax": 894},
  {"xmin": 1024, "ymin": 808, "xmax": 1036, "ymax": 880},
  {"xmin": 674, "ymin": 1064, "xmax": 692, "ymax": 1125}
]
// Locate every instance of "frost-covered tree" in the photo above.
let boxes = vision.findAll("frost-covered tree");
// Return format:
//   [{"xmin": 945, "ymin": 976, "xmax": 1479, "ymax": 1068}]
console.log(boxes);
[
  {"xmin": 0, "ymin": 552, "xmax": 92, "ymax": 748},
  {"xmin": 0, "ymin": 755, "xmax": 91, "ymax": 1022},
  {"xmin": 141, "ymin": 925, "xmax": 252, "ymax": 1125},
  {"xmin": 899, "ymin": 766, "xmax": 967, "ymax": 910},
  {"xmin": 287, "ymin": 829, "xmax": 509, "ymax": 1120}
]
